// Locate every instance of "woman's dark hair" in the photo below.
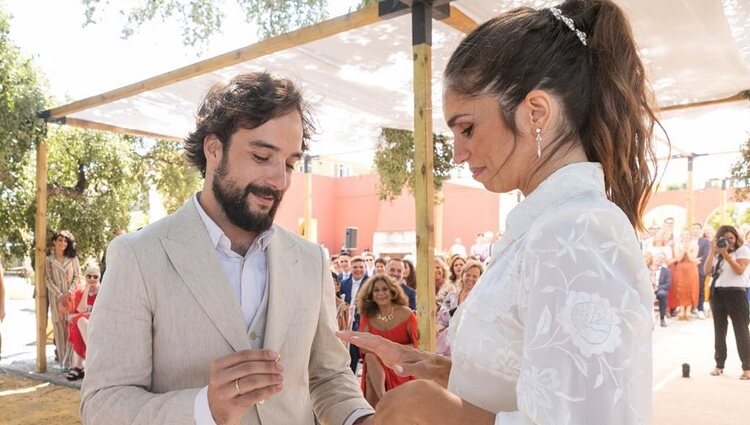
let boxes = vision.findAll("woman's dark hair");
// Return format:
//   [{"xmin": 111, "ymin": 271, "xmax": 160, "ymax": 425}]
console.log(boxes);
[
  {"xmin": 184, "ymin": 72, "xmax": 316, "ymax": 177},
  {"xmin": 715, "ymin": 225, "xmax": 743, "ymax": 251},
  {"xmin": 448, "ymin": 255, "xmax": 465, "ymax": 283},
  {"xmin": 444, "ymin": 0, "xmax": 660, "ymax": 230},
  {"xmin": 356, "ymin": 274, "xmax": 408, "ymax": 318},
  {"xmin": 402, "ymin": 259, "xmax": 417, "ymax": 290},
  {"xmin": 331, "ymin": 271, "xmax": 342, "ymax": 297},
  {"xmin": 374, "ymin": 258, "xmax": 387, "ymax": 267},
  {"xmin": 51, "ymin": 230, "xmax": 77, "ymax": 259}
]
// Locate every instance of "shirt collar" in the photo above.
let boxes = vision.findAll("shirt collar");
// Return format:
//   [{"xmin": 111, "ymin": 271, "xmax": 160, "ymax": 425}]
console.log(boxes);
[
  {"xmin": 193, "ymin": 194, "xmax": 275, "ymax": 255},
  {"xmin": 504, "ymin": 162, "xmax": 606, "ymax": 242}
]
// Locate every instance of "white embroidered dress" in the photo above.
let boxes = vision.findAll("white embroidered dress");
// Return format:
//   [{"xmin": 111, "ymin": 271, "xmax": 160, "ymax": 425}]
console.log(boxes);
[{"xmin": 447, "ymin": 163, "xmax": 653, "ymax": 425}]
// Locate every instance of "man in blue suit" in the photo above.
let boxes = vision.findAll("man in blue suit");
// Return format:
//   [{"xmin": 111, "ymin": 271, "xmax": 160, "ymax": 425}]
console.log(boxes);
[
  {"xmin": 386, "ymin": 258, "xmax": 417, "ymax": 311},
  {"xmin": 649, "ymin": 252, "xmax": 672, "ymax": 327},
  {"xmin": 340, "ymin": 256, "xmax": 368, "ymax": 373}
]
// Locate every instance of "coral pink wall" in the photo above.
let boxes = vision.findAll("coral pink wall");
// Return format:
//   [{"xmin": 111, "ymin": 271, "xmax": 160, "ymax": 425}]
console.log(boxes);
[{"xmin": 275, "ymin": 174, "xmax": 501, "ymax": 256}]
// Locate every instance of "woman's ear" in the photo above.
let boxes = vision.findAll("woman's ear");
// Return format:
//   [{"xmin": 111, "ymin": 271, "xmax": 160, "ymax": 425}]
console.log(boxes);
[{"xmin": 523, "ymin": 89, "xmax": 553, "ymax": 135}]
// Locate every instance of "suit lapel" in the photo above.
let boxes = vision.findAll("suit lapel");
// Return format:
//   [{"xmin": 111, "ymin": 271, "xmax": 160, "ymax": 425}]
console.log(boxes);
[
  {"xmin": 263, "ymin": 229, "xmax": 300, "ymax": 351},
  {"xmin": 161, "ymin": 202, "xmax": 250, "ymax": 352}
]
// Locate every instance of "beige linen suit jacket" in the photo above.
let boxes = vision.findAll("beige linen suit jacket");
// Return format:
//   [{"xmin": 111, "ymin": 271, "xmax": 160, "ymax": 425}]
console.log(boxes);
[{"xmin": 81, "ymin": 200, "xmax": 372, "ymax": 425}]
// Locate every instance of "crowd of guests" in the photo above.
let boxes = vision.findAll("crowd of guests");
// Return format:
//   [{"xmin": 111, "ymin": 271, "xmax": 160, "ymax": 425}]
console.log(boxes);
[
  {"xmin": 327, "ymin": 241, "xmax": 498, "ymax": 407},
  {"xmin": 642, "ymin": 219, "xmax": 750, "ymax": 379}
]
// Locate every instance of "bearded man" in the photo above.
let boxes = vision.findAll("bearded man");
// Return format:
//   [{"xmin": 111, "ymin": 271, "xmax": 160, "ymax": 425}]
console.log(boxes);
[{"xmin": 81, "ymin": 73, "xmax": 374, "ymax": 425}]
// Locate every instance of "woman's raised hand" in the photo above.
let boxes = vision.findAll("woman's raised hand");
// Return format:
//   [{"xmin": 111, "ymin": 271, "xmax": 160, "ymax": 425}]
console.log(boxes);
[{"xmin": 336, "ymin": 331, "xmax": 451, "ymax": 386}]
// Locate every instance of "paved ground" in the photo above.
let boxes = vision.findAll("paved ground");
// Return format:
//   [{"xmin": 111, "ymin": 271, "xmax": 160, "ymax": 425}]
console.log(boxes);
[{"xmin": 1, "ymin": 274, "xmax": 749, "ymax": 424}]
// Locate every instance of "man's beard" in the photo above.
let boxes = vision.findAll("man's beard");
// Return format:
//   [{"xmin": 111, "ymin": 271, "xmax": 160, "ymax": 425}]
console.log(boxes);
[{"xmin": 212, "ymin": 158, "xmax": 283, "ymax": 233}]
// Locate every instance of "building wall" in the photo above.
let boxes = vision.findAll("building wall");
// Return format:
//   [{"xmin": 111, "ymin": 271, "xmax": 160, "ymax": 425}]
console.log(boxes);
[
  {"xmin": 275, "ymin": 174, "xmax": 500, "ymax": 256},
  {"xmin": 274, "ymin": 174, "xmax": 738, "ymax": 257}
]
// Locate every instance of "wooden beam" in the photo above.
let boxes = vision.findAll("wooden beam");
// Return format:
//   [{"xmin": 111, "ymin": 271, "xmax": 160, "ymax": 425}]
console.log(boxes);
[
  {"xmin": 58, "ymin": 117, "xmax": 183, "ymax": 141},
  {"xmin": 413, "ymin": 3, "xmax": 436, "ymax": 353},
  {"xmin": 42, "ymin": 3, "xmax": 382, "ymax": 120},
  {"xmin": 660, "ymin": 91, "xmax": 749, "ymax": 112},
  {"xmin": 439, "ymin": 4, "xmax": 479, "ymax": 34},
  {"xmin": 34, "ymin": 136, "xmax": 48, "ymax": 373}
]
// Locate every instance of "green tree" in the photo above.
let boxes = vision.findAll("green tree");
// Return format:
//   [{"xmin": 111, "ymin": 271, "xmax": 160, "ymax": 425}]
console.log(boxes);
[
  {"xmin": 373, "ymin": 128, "xmax": 459, "ymax": 202},
  {"xmin": 43, "ymin": 126, "xmax": 148, "ymax": 262},
  {"xmin": 138, "ymin": 138, "xmax": 203, "ymax": 214},
  {"xmin": 0, "ymin": 7, "xmax": 49, "ymax": 262},
  {"xmin": 707, "ymin": 204, "xmax": 745, "ymax": 231},
  {"xmin": 81, "ymin": 0, "xmax": 328, "ymax": 49}
]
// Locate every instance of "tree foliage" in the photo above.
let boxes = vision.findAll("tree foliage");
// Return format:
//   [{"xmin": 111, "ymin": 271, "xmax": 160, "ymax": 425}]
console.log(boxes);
[
  {"xmin": 81, "ymin": 0, "xmax": 328, "ymax": 49},
  {"xmin": 373, "ymin": 128, "xmax": 458, "ymax": 202},
  {"xmin": 139, "ymin": 138, "xmax": 203, "ymax": 214},
  {"xmin": 0, "ymin": 7, "xmax": 49, "ymax": 263},
  {"xmin": 41, "ymin": 126, "xmax": 148, "ymax": 262},
  {"xmin": 731, "ymin": 132, "xmax": 750, "ymax": 201}
]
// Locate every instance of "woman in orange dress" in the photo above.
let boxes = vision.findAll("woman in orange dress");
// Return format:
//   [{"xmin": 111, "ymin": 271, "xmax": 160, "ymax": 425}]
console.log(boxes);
[
  {"xmin": 356, "ymin": 274, "xmax": 418, "ymax": 407},
  {"xmin": 672, "ymin": 230, "xmax": 699, "ymax": 320}
]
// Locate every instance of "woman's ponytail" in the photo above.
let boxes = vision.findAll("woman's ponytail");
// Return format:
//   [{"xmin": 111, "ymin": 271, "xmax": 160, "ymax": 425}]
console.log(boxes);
[{"xmin": 577, "ymin": 0, "xmax": 661, "ymax": 230}]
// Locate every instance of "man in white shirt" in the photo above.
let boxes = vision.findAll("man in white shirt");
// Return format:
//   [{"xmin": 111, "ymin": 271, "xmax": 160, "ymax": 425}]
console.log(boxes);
[{"xmin": 81, "ymin": 72, "xmax": 373, "ymax": 425}]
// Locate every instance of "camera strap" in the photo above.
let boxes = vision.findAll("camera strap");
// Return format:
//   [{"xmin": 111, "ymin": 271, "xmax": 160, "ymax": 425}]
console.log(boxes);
[{"xmin": 709, "ymin": 255, "xmax": 725, "ymax": 295}]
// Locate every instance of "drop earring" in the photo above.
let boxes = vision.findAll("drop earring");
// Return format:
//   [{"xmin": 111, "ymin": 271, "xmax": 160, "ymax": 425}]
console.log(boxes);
[{"xmin": 535, "ymin": 128, "xmax": 542, "ymax": 158}]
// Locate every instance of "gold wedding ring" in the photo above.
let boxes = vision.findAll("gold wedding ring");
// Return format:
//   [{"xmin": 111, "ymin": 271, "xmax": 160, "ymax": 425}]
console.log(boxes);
[
  {"xmin": 274, "ymin": 353, "xmax": 281, "ymax": 363},
  {"xmin": 235, "ymin": 378, "xmax": 245, "ymax": 396}
]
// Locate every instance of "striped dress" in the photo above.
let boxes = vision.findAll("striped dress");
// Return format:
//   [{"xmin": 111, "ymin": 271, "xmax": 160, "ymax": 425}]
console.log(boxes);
[{"xmin": 45, "ymin": 255, "xmax": 81, "ymax": 368}]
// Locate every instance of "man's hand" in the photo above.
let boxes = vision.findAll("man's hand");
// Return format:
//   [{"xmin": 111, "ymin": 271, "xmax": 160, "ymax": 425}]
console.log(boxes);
[
  {"xmin": 207, "ymin": 349, "xmax": 284, "ymax": 425},
  {"xmin": 336, "ymin": 331, "xmax": 451, "ymax": 387}
]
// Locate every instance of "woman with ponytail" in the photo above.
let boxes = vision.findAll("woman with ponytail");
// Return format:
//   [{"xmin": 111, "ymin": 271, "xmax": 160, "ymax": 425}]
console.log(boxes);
[{"xmin": 339, "ymin": 1, "xmax": 658, "ymax": 424}]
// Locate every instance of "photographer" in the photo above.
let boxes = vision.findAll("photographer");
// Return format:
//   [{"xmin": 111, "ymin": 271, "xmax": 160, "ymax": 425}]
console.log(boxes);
[{"xmin": 705, "ymin": 225, "xmax": 750, "ymax": 380}]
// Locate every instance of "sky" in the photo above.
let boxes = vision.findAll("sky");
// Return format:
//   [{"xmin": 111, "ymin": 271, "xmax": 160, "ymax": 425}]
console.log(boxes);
[{"xmin": 3, "ymin": 0, "xmax": 748, "ymax": 188}]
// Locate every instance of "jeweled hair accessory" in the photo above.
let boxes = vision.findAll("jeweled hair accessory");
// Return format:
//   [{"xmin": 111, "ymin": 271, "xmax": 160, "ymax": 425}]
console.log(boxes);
[{"xmin": 548, "ymin": 6, "xmax": 587, "ymax": 46}]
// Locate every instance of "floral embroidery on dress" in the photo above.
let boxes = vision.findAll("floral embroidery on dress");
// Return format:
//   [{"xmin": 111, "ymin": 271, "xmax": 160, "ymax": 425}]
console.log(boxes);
[{"xmin": 558, "ymin": 291, "xmax": 622, "ymax": 358}]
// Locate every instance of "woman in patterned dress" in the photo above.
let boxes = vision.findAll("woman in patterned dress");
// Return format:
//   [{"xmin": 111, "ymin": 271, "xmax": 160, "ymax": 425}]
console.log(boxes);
[
  {"xmin": 339, "ymin": 1, "xmax": 658, "ymax": 424},
  {"xmin": 45, "ymin": 230, "xmax": 81, "ymax": 369}
]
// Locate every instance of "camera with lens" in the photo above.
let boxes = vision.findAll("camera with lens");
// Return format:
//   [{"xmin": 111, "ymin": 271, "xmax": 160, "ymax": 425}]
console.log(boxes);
[{"xmin": 717, "ymin": 236, "xmax": 729, "ymax": 249}]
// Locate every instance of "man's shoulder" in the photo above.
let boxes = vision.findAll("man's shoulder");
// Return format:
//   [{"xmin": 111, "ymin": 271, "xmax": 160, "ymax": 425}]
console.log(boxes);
[
  {"xmin": 271, "ymin": 224, "xmax": 322, "ymax": 254},
  {"xmin": 113, "ymin": 201, "xmax": 196, "ymax": 248}
]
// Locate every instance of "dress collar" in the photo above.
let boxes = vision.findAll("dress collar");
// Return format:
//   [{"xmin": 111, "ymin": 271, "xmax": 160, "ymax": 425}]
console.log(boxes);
[{"xmin": 491, "ymin": 162, "xmax": 606, "ymax": 259}]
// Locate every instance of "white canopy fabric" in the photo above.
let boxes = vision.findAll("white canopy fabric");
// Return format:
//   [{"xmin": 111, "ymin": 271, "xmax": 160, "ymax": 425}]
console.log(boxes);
[{"xmin": 50, "ymin": 0, "xmax": 750, "ymax": 165}]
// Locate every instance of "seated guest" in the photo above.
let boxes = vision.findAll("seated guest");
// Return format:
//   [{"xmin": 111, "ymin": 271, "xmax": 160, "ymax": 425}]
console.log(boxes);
[
  {"xmin": 66, "ymin": 265, "xmax": 101, "ymax": 381},
  {"xmin": 356, "ymin": 274, "xmax": 418, "ymax": 407},
  {"xmin": 645, "ymin": 252, "xmax": 671, "ymax": 327}
]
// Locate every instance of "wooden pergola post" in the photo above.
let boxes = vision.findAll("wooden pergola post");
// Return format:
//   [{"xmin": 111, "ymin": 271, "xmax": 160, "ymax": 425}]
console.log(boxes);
[
  {"xmin": 411, "ymin": 0, "xmax": 436, "ymax": 352},
  {"xmin": 686, "ymin": 156, "xmax": 694, "ymax": 226},
  {"xmin": 34, "ymin": 136, "xmax": 48, "ymax": 373}
]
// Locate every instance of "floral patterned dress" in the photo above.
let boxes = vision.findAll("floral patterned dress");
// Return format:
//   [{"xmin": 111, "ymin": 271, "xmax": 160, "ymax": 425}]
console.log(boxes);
[{"xmin": 447, "ymin": 163, "xmax": 654, "ymax": 425}]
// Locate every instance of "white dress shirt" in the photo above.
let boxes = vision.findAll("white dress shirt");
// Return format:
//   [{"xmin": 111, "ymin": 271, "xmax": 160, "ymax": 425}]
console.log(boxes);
[
  {"xmin": 447, "ymin": 163, "xmax": 654, "ymax": 425},
  {"xmin": 192, "ymin": 195, "xmax": 274, "ymax": 424},
  {"xmin": 191, "ymin": 195, "xmax": 370, "ymax": 425}
]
